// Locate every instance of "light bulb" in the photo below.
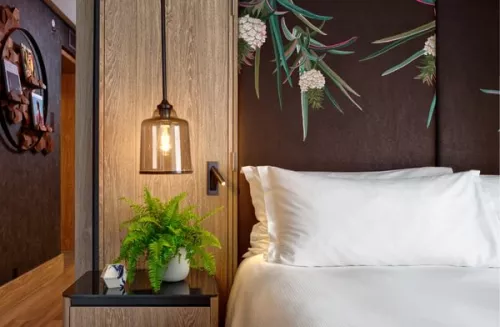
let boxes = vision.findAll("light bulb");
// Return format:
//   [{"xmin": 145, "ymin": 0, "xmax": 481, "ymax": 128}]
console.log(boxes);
[{"xmin": 159, "ymin": 125, "xmax": 171, "ymax": 154}]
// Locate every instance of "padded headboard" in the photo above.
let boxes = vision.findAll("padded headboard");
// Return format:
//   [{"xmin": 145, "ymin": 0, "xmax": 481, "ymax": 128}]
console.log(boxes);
[{"xmin": 237, "ymin": 0, "xmax": 499, "ymax": 260}]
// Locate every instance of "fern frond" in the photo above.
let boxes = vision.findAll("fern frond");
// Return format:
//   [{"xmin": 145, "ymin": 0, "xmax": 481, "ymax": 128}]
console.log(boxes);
[
  {"xmin": 120, "ymin": 197, "xmax": 147, "ymax": 215},
  {"xmin": 201, "ymin": 230, "xmax": 222, "ymax": 249},
  {"xmin": 198, "ymin": 206, "xmax": 224, "ymax": 223},
  {"xmin": 144, "ymin": 187, "xmax": 163, "ymax": 215},
  {"xmin": 148, "ymin": 240, "xmax": 165, "ymax": 292},
  {"xmin": 164, "ymin": 193, "xmax": 186, "ymax": 217},
  {"xmin": 193, "ymin": 250, "xmax": 216, "ymax": 276},
  {"xmin": 137, "ymin": 216, "xmax": 161, "ymax": 226},
  {"xmin": 115, "ymin": 187, "xmax": 222, "ymax": 292},
  {"xmin": 178, "ymin": 205, "xmax": 197, "ymax": 223},
  {"xmin": 122, "ymin": 242, "xmax": 145, "ymax": 284},
  {"xmin": 121, "ymin": 231, "xmax": 144, "ymax": 246},
  {"xmin": 127, "ymin": 257, "xmax": 138, "ymax": 283},
  {"xmin": 166, "ymin": 225, "xmax": 181, "ymax": 235}
]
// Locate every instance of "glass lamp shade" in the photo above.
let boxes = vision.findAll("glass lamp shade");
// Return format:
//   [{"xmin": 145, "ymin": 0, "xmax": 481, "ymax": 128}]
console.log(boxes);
[{"xmin": 139, "ymin": 109, "xmax": 193, "ymax": 174}]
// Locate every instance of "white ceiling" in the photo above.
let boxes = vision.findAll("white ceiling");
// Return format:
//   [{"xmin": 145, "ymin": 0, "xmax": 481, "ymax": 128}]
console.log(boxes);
[{"xmin": 46, "ymin": 0, "xmax": 76, "ymax": 26}]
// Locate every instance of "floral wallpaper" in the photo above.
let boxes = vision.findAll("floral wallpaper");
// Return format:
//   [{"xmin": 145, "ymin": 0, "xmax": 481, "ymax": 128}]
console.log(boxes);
[
  {"xmin": 362, "ymin": 0, "xmax": 436, "ymax": 127},
  {"xmin": 238, "ymin": 0, "xmax": 361, "ymax": 140},
  {"xmin": 238, "ymin": 0, "xmax": 498, "ymax": 141}
]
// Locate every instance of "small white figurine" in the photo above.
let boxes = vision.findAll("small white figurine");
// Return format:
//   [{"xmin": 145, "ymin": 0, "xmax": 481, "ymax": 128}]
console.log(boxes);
[{"xmin": 101, "ymin": 264, "xmax": 127, "ymax": 289}]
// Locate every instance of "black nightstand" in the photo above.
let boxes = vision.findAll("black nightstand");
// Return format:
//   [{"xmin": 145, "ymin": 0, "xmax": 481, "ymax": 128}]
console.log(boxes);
[{"xmin": 63, "ymin": 269, "xmax": 218, "ymax": 327}]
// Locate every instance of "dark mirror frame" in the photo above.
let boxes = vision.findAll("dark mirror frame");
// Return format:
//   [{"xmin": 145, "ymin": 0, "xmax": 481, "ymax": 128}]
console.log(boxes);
[{"xmin": 0, "ymin": 27, "xmax": 49, "ymax": 153}]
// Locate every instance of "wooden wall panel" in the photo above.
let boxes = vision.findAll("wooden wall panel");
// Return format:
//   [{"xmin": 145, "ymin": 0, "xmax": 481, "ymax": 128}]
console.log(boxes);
[
  {"xmin": 61, "ymin": 71, "xmax": 76, "ymax": 252},
  {"xmin": 228, "ymin": 0, "xmax": 239, "ymax": 284},
  {"xmin": 75, "ymin": 0, "xmax": 95, "ymax": 278},
  {"xmin": 160, "ymin": 0, "xmax": 231, "ymax": 300},
  {"xmin": 99, "ymin": 0, "xmax": 236, "ymax": 311},
  {"xmin": 102, "ymin": 0, "xmax": 139, "ymax": 272}
]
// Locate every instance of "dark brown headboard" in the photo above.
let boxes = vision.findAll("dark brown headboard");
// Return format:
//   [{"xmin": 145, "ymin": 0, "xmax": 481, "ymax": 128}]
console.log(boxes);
[{"xmin": 237, "ymin": 0, "xmax": 499, "ymax": 260}]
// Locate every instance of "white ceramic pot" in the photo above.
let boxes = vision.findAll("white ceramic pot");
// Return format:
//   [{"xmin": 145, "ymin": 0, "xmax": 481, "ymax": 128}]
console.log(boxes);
[{"xmin": 163, "ymin": 248, "xmax": 190, "ymax": 282}]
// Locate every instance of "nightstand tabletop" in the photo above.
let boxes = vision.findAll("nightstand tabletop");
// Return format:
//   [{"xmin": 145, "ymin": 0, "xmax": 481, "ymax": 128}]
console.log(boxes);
[{"xmin": 63, "ymin": 269, "xmax": 218, "ymax": 307}]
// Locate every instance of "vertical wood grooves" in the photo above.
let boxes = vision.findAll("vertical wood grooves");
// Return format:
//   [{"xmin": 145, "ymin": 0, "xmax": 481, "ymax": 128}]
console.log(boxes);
[
  {"xmin": 228, "ymin": 0, "xmax": 239, "ymax": 285},
  {"xmin": 64, "ymin": 297, "xmax": 70, "ymax": 327},
  {"xmin": 97, "ymin": 0, "xmax": 236, "ymax": 320},
  {"xmin": 210, "ymin": 297, "xmax": 219, "ymax": 327},
  {"xmin": 75, "ymin": 0, "xmax": 95, "ymax": 279},
  {"xmin": 103, "ymin": 0, "xmax": 139, "ymax": 267}
]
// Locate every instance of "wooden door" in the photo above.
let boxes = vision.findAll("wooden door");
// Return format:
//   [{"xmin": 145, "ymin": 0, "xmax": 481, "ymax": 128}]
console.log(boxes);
[{"xmin": 60, "ymin": 50, "xmax": 76, "ymax": 252}]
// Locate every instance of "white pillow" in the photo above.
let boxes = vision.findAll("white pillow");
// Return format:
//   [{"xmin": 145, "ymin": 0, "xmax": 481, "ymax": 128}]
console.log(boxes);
[
  {"xmin": 241, "ymin": 166, "xmax": 454, "ymax": 258},
  {"xmin": 258, "ymin": 166, "xmax": 499, "ymax": 267},
  {"xmin": 480, "ymin": 175, "xmax": 500, "ymax": 219}
]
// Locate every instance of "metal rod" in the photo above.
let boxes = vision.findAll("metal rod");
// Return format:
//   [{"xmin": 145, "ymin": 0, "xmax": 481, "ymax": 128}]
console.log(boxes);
[
  {"xmin": 161, "ymin": 0, "xmax": 167, "ymax": 102},
  {"xmin": 92, "ymin": 0, "xmax": 101, "ymax": 273},
  {"xmin": 210, "ymin": 166, "xmax": 226, "ymax": 186}
]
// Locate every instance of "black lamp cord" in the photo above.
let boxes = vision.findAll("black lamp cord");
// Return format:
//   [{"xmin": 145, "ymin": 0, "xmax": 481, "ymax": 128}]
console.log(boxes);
[{"xmin": 158, "ymin": 0, "xmax": 172, "ymax": 116}]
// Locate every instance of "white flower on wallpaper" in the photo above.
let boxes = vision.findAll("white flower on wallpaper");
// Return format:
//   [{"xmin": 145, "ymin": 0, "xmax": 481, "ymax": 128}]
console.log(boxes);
[
  {"xmin": 424, "ymin": 35, "xmax": 436, "ymax": 57},
  {"xmin": 239, "ymin": 15, "xmax": 267, "ymax": 50},
  {"xmin": 238, "ymin": 0, "xmax": 362, "ymax": 141},
  {"xmin": 299, "ymin": 69, "xmax": 326, "ymax": 93}
]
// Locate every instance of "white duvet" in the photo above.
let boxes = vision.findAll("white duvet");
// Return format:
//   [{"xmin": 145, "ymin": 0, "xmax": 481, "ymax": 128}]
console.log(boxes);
[{"xmin": 226, "ymin": 255, "xmax": 500, "ymax": 327}]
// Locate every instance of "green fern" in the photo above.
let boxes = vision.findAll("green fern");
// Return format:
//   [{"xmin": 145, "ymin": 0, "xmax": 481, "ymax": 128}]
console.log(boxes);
[{"xmin": 115, "ymin": 187, "xmax": 222, "ymax": 292}]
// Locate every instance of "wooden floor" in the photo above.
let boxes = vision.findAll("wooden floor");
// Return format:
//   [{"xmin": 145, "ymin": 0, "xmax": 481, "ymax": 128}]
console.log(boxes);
[{"xmin": 0, "ymin": 252, "xmax": 75, "ymax": 327}]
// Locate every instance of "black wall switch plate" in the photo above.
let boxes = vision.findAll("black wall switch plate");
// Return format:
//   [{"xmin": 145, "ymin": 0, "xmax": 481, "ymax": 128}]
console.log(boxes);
[{"xmin": 207, "ymin": 162, "xmax": 219, "ymax": 196}]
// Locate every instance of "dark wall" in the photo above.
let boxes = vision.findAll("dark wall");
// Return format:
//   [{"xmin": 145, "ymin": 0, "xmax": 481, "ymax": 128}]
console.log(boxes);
[
  {"xmin": 239, "ymin": 0, "xmax": 436, "ymax": 172},
  {"xmin": 438, "ymin": 0, "xmax": 499, "ymax": 173},
  {"xmin": 238, "ymin": 0, "xmax": 499, "ymax": 258},
  {"xmin": 0, "ymin": 0, "xmax": 74, "ymax": 285}
]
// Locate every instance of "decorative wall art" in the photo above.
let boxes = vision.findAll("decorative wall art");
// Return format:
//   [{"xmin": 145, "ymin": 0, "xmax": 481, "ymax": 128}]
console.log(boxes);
[
  {"xmin": 0, "ymin": 6, "xmax": 54, "ymax": 154},
  {"xmin": 238, "ymin": 0, "xmax": 498, "ymax": 143},
  {"xmin": 362, "ymin": 0, "xmax": 436, "ymax": 127},
  {"xmin": 3, "ymin": 58, "xmax": 22, "ymax": 94},
  {"xmin": 238, "ymin": 0, "xmax": 362, "ymax": 141},
  {"xmin": 30, "ymin": 92, "xmax": 45, "ymax": 131}
]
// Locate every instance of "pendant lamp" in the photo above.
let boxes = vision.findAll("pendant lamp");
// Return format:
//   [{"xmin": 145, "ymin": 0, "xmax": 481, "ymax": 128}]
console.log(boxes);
[{"xmin": 139, "ymin": 0, "xmax": 193, "ymax": 174}]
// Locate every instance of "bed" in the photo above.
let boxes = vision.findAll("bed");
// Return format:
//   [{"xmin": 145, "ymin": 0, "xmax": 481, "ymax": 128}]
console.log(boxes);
[
  {"xmin": 228, "ymin": 167, "xmax": 500, "ymax": 327},
  {"xmin": 227, "ymin": 254, "xmax": 499, "ymax": 327}
]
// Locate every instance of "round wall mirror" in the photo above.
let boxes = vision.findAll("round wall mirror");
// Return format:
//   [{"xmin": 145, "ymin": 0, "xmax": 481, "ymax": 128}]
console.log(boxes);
[{"xmin": 0, "ymin": 27, "xmax": 49, "ymax": 153}]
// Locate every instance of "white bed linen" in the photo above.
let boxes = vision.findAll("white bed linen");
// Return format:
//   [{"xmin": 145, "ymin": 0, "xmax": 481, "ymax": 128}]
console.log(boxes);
[
  {"xmin": 258, "ymin": 168, "xmax": 499, "ymax": 267},
  {"xmin": 227, "ymin": 255, "xmax": 500, "ymax": 327},
  {"xmin": 241, "ymin": 166, "xmax": 454, "ymax": 258}
]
